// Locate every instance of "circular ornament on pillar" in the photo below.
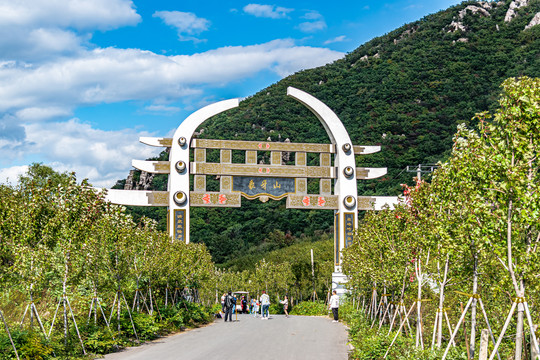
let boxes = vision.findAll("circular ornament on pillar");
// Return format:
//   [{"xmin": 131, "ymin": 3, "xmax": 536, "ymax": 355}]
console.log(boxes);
[
  {"xmin": 178, "ymin": 137, "xmax": 187, "ymax": 147},
  {"xmin": 343, "ymin": 166, "xmax": 354, "ymax": 178},
  {"xmin": 175, "ymin": 160, "xmax": 187, "ymax": 173},
  {"xmin": 173, "ymin": 191, "xmax": 187, "ymax": 206},
  {"xmin": 343, "ymin": 195, "xmax": 356, "ymax": 209},
  {"xmin": 342, "ymin": 143, "xmax": 352, "ymax": 153}
]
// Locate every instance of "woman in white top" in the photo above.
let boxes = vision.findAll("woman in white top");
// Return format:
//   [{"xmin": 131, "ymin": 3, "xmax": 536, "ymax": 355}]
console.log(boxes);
[
  {"xmin": 329, "ymin": 290, "xmax": 340, "ymax": 322},
  {"xmin": 280, "ymin": 296, "xmax": 289, "ymax": 317}
]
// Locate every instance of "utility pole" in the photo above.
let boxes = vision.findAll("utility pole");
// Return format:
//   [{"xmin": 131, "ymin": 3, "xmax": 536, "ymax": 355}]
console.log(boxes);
[{"xmin": 406, "ymin": 164, "xmax": 438, "ymax": 181}]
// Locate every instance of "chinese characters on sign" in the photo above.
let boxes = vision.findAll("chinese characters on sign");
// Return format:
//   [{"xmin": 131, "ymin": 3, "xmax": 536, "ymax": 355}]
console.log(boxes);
[
  {"xmin": 344, "ymin": 213, "xmax": 355, "ymax": 247},
  {"xmin": 233, "ymin": 176, "xmax": 295, "ymax": 199},
  {"xmin": 174, "ymin": 209, "xmax": 185, "ymax": 242}
]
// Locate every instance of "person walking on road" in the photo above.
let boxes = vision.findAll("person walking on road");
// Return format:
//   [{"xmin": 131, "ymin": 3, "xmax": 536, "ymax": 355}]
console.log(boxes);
[
  {"xmin": 279, "ymin": 296, "xmax": 289, "ymax": 317},
  {"xmin": 329, "ymin": 290, "xmax": 340, "ymax": 322},
  {"xmin": 260, "ymin": 291, "xmax": 270, "ymax": 320},
  {"xmin": 224, "ymin": 291, "xmax": 235, "ymax": 322},
  {"xmin": 253, "ymin": 298, "xmax": 260, "ymax": 317},
  {"xmin": 221, "ymin": 293, "xmax": 226, "ymax": 314}
]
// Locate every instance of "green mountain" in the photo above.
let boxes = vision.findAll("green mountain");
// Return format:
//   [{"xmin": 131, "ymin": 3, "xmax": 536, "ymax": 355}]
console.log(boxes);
[{"xmin": 118, "ymin": 0, "xmax": 540, "ymax": 264}]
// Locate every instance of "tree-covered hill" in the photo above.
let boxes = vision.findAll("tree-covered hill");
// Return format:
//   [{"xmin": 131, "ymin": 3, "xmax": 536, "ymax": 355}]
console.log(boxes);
[{"xmin": 119, "ymin": 0, "xmax": 540, "ymax": 264}]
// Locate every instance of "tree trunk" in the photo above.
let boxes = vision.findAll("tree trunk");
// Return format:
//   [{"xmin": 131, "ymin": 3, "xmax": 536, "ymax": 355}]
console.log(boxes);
[
  {"xmin": 515, "ymin": 301, "xmax": 525, "ymax": 360},
  {"xmin": 117, "ymin": 287, "xmax": 121, "ymax": 333},
  {"xmin": 506, "ymin": 199, "xmax": 525, "ymax": 360},
  {"xmin": 416, "ymin": 258, "xmax": 424, "ymax": 349},
  {"xmin": 470, "ymin": 254, "xmax": 479, "ymax": 358},
  {"xmin": 436, "ymin": 255, "xmax": 449, "ymax": 348},
  {"xmin": 149, "ymin": 279, "xmax": 154, "ymax": 315}
]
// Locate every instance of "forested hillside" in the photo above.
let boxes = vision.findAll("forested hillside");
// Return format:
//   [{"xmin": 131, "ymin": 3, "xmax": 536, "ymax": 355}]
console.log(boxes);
[{"xmin": 118, "ymin": 0, "xmax": 540, "ymax": 264}]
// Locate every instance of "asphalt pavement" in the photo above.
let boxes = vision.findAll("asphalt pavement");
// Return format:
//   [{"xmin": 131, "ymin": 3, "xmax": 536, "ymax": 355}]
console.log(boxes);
[{"xmin": 102, "ymin": 313, "xmax": 349, "ymax": 360}]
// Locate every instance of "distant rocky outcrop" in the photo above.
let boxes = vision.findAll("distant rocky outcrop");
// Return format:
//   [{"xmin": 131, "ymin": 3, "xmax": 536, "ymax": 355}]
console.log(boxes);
[
  {"xmin": 505, "ymin": 0, "xmax": 529, "ymax": 22},
  {"xmin": 525, "ymin": 12, "xmax": 540, "ymax": 29},
  {"xmin": 124, "ymin": 170, "xmax": 154, "ymax": 190},
  {"xmin": 447, "ymin": 4, "xmax": 494, "ymax": 33}
]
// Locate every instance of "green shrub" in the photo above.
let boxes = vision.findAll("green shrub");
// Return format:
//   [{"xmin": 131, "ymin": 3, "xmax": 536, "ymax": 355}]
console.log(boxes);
[
  {"xmin": 210, "ymin": 303, "xmax": 222, "ymax": 314},
  {"xmin": 82, "ymin": 326, "xmax": 119, "ymax": 355},
  {"xmin": 269, "ymin": 303, "xmax": 284, "ymax": 314},
  {"xmin": 344, "ymin": 303, "xmax": 469, "ymax": 360},
  {"xmin": 289, "ymin": 301, "xmax": 328, "ymax": 316},
  {"xmin": 0, "ymin": 330, "xmax": 54, "ymax": 360}
]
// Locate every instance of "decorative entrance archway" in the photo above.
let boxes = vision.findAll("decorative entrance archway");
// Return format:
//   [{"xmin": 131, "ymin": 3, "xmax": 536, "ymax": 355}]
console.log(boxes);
[{"xmin": 105, "ymin": 87, "xmax": 398, "ymax": 290}]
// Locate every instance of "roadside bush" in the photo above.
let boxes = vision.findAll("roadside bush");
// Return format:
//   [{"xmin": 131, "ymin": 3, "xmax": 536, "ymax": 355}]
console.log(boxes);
[
  {"xmin": 176, "ymin": 301, "xmax": 212, "ymax": 326},
  {"xmin": 289, "ymin": 300, "xmax": 327, "ymax": 316},
  {"xmin": 82, "ymin": 326, "xmax": 118, "ymax": 355},
  {"xmin": 344, "ymin": 304, "xmax": 469, "ymax": 360},
  {"xmin": 269, "ymin": 303, "xmax": 284, "ymax": 314},
  {"xmin": 210, "ymin": 303, "xmax": 222, "ymax": 314},
  {"xmin": 0, "ymin": 330, "xmax": 54, "ymax": 360}
]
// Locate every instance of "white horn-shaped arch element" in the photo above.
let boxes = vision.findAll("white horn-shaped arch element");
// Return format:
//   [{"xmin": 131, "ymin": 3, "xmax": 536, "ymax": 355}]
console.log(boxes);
[
  {"xmin": 169, "ymin": 98, "xmax": 240, "ymax": 243},
  {"xmin": 287, "ymin": 87, "xmax": 358, "ymax": 274}
]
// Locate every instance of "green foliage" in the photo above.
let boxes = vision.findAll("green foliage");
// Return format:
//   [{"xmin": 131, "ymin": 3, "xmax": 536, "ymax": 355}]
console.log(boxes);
[
  {"xmin": 269, "ymin": 303, "xmax": 284, "ymax": 314},
  {"xmin": 0, "ymin": 165, "xmax": 217, "ymax": 358},
  {"xmin": 342, "ymin": 77, "xmax": 540, "ymax": 358},
  {"xmin": 0, "ymin": 331, "xmax": 54, "ymax": 360},
  {"xmin": 81, "ymin": 326, "xmax": 117, "ymax": 355},
  {"xmin": 289, "ymin": 300, "xmax": 327, "ymax": 316},
  {"xmin": 343, "ymin": 302, "xmax": 469, "ymax": 360}
]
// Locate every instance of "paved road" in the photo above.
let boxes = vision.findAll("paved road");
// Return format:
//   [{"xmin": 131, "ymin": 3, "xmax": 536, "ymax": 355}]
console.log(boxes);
[{"xmin": 103, "ymin": 314, "xmax": 349, "ymax": 360}]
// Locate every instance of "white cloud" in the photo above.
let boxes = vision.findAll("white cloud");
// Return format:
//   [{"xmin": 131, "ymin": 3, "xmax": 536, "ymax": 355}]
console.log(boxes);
[
  {"xmin": 0, "ymin": 0, "xmax": 140, "ymax": 30},
  {"xmin": 153, "ymin": 11, "xmax": 210, "ymax": 42},
  {"xmin": 0, "ymin": 41, "xmax": 343, "ymax": 115},
  {"xmin": 298, "ymin": 10, "xmax": 327, "ymax": 33},
  {"xmin": 324, "ymin": 35, "xmax": 347, "ymax": 44},
  {"xmin": 302, "ymin": 10, "xmax": 323, "ymax": 21},
  {"xmin": 243, "ymin": 4, "xmax": 294, "ymax": 19},
  {"xmin": 145, "ymin": 104, "xmax": 181, "ymax": 114},
  {"xmin": 16, "ymin": 106, "xmax": 73, "ymax": 122},
  {"xmin": 20, "ymin": 119, "xmax": 159, "ymax": 188},
  {"xmin": 0, "ymin": 0, "xmax": 139, "ymax": 62},
  {"xmin": 298, "ymin": 20, "xmax": 327, "ymax": 33},
  {"xmin": 0, "ymin": 165, "xmax": 28, "ymax": 185}
]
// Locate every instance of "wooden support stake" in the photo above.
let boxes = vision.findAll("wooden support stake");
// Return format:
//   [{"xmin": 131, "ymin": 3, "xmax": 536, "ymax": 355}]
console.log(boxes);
[
  {"xmin": 460, "ymin": 302, "xmax": 471, "ymax": 360},
  {"xmin": 444, "ymin": 310, "xmax": 456, "ymax": 347},
  {"xmin": 478, "ymin": 298, "xmax": 500, "ymax": 360},
  {"xmin": 431, "ymin": 309, "xmax": 439, "ymax": 349},
  {"xmin": 387, "ymin": 303, "xmax": 400, "ymax": 335},
  {"xmin": 524, "ymin": 302, "xmax": 540, "ymax": 359},
  {"xmin": 531, "ymin": 325, "xmax": 540, "ymax": 360},
  {"xmin": 488, "ymin": 300, "xmax": 518, "ymax": 360},
  {"xmin": 108, "ymin": 292, "xmax": 118, "ymax": 325},
  {"xmin": 384, "ymin": 302, "xmax": 416, "ymax": 359},
  {"xmin": 49, "ymin": 298, "xmax": 62, "ymax": 338},
  {"xmin": 31, "ymin": 303, "xmax": 48, "ymax": 340},
  {"xmin": 66, "ymin": 297, "xmax": 86, "ymax": 355},
  {"xmin": 0, "ymin": 309, "xmax": 19, "ymax": 360},
  {"xmin": 442, "ymin": 297, "xmax": 473, "ymax": 360},
  {"xmin": 121, "ymin": 292, "xmax": 139, "ymax": 342}
]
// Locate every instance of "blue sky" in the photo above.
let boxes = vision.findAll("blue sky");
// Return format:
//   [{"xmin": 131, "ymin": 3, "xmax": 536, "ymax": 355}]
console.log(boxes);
[{"xmin": 0, "ymin": 0, "xmax": 463, "ymax": 187}]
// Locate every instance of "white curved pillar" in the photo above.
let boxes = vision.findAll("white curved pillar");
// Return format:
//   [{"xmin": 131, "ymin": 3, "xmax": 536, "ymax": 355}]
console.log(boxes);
[
  {"xmin": 168, "ymin": 99, "xmax": 239, "ymax": 242},
  {"xmin": 287, "ymin": 87, "xmax": 358, "ymax": 276}
]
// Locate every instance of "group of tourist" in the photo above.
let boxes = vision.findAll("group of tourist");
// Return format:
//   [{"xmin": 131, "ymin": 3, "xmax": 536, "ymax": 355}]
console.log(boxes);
[
  {"xmin": 220, "ymin": 289, "xmax": 340, "ymax": 322},
  {"xmin": 220, "ymin": 290, "xmax": 275, "ymax": 321}
]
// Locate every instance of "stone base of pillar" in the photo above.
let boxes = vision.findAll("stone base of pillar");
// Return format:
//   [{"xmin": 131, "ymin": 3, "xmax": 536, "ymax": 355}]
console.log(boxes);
[{"xmin": 332, "ymin": 272, "xmax": 348, "ymax": 296}]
